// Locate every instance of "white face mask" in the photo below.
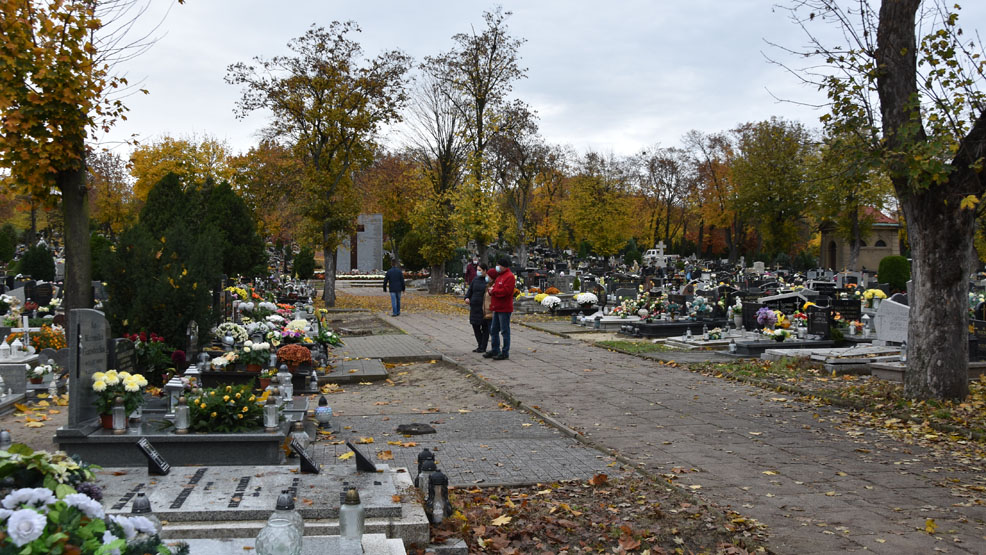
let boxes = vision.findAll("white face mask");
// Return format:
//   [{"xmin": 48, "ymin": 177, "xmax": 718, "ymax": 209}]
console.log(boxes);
[
  {"xmin": 495, "ymin": 265, "xmax": 503, "ymax": 273},
  {"xmin": 485, "ymin": 276, "xmax": 491, "ymax": 283}
]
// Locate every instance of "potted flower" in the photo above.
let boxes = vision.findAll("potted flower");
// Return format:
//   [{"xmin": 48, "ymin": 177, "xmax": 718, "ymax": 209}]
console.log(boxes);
[
  {"xmin": 186, "ymin": 383, "xmax": 265, "ymax": 433},
  {"xmin": 763, "ymin": 328, "xmax": 792, "ymax": 342},
  {"xmin": 756, "ymin": 306, "xmax": 777, "ymax": 329},
  {"xmin": 238, "ymin": 340, "xmax": 272, "ymax": 372},
  {"xmin": 91, "ymin": 370, "xmax": 148, "ymax": 429},
  {"xmin": 731, "ymin": 300, "xmax": 743, "ymax": 329},
  {"xmin": 863, "ymin": 288, "xmax": 887, "ymax": 308},
  {"xmin": 540, "ymin": 295, "xmax": 561, "ymax": 313},
  {"xmin": 258, "ymin": 368, "xmax": 276, "ymax": 390},
  {"xmin": 27, "ymin": 363, "xmax": 54, "ymax": 385},
  {"xmin": 214, "ymin": 322, "xmax": 248, "ymax": 344},
  {"xmin": 276, "ymin": 344, "xmax": 312, "ymax": 372},
  {"xmin": 575, "ymin": 292, "xmax": 598, "ymax": 311}
]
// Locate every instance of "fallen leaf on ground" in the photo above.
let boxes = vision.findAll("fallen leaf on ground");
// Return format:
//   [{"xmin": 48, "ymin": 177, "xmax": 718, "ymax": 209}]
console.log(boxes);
[
  {"xmin": 338, "ymin": 452, "xmax": 354, "ymax": 461},
  {"xmin": 491, "ymin": 515, "xmax": 512, "ymax": 526}
]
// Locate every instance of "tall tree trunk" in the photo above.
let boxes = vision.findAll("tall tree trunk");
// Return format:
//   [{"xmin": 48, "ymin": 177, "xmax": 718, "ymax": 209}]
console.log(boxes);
[
  {"xmin": 901, "ymin": 193, "xmax": 972, "ymax": 400},
  {"xmin": 428, "ymin": 264, "xmax": 446, "ymax": 294},
  {"xmin": 697, "ymin": 220, "xmax": 705, "ymax": 258},
  {"xmin": 848, "ymin": 208, "xmax": 861, "ymax": 271},
  {"xmin": 322, "ymin": 248, "xmax": 337, "ymax": 307},
  {"xmin": 58, "ymin": 166, "xmax": 92, "ymax": 311}
]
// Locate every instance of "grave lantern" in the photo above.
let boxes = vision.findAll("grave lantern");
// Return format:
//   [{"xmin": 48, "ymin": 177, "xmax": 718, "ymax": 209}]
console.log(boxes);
[
  {"xmin": 289, "ymin": 421, "xmax": 310, "ymax": 456},
  {"xmin": 425, "ymin": 470, "xmax": 452, "ymax": 525},
  {"xmin": 164, "ymin": 377, "xmax": 185, "ymax": 415},
  {"xmin": 314, "ymin": 396, "xmax": 332, "ymax": 429},
  {"xmin": 861, "ymin": 314, "xmax": 872, "ymax": 337},
  {"xmin": 10, "ymin": 338, "xmax": 22, "ymax": 355},
  {"xmin": 0, "ymin": 376, "xmax": 6, "ymax": 395},
  {"xmin": 223, "ymin": 332, "xmax": 234, "ymax": 352},
  {"xmin": 264, "ymin": 395, "xmax": 279, "ymax": 432},
  {"xmin": 131, "ymin": 492, "xmax": 162, "ymax": 535},
  {"xmin": 570, "ymin": 313, "xmax": 578, "ymax": 325},
  {"xmin": 255, "ymin": 500, "xmax": 302, "ymax": 555},
  {"xmin": 416, "ymin": 448, "xmax": 435, "ymax": 481},
  {"xmin": 0, "ymin": 430, "xmax": 11, "ymax": 451},
  {"xmin": 417, "ymin": 460, "xmax": 437, "ymax": 496},
  {"xmin": 308, "ymin": 370, "xmax": 318, "ymax": 393},
  {"xmin": 47, "ymin": 378, "xmax": 58, "ymax": 400},
  {"xmin": 0, "ymin": 341, "xmax": 9, "ymax": 359},
  {"xmin": 272, "ymin": 490, "xmax": 304, "ymax": 539},
  {"xmin": 728, "ymin": 338, "xmax": 737, "ymax": 353},
  {"xmin": 174, "ymin": 397, "xmax": 190, "ymax": 434},
  {"xmin": 686, "ymin": 327, "xmax": 692, "ymax": 340},
  {"xmin": 112, "ymin": 397, "xmax": 127, "ymax": 435},
  {"xmin": 339, "ymin": 487, "xmax": 365, "ymax": 541},
  {"xmin": 702, "ymin": 324, "xmax": 709, "ymax": 340},
  {"xmin": 277, "ymin": 365, "xmax": 293, "ymax": 401}
]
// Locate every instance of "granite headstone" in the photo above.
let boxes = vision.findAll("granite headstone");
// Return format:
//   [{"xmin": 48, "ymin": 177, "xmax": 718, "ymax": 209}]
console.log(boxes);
[
  {"xmin": 874, "ymin": 298, "xmax": 909, "ymax": 343},
  {"xmin": 65, "ymin": 309, "xmax": 111, "ymax": 434}
]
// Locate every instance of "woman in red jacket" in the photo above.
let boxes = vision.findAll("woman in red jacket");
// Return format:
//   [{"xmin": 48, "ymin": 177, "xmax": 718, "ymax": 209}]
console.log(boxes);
[{"xmin": 483, "ymin": 257, "xmax": 516, "ymax": 360}]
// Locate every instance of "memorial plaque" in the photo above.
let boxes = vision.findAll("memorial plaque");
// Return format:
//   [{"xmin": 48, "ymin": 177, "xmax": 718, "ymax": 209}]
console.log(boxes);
[
  {"xmin": 346, "ymin": 441, "xmax": 377, "ymax": 473},
  {"xmin": 832, "ymin": 299, "xmax": 862, "ymax": 324},
  {"xmin": 109, "ymin": 338, "xmax": 136, "ymax": 374},
  {"xmin": 66, "ymin": 309, "xmax": 111, "ymax": 431},
  {"xmin": 291, "ymin": 440, "xmax": 320, "ymax": 474},
  {"xmin": 136, "ymin": 438, "xmax": 171, "ymax": 476},
  {"xmin": 874, "ymin": 299, "xmax": 909, "ymax": 343},
  {"xmin": 807, "ymin": 307, "xmax": 831, "ymax": 339}
]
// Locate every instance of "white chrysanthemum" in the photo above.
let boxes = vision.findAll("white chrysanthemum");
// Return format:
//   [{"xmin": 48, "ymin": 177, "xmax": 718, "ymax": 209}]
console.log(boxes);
[
  {"xmin": 129, "ymin": 515, "xmax": 156, "ymax": 535},
  {"xmin": 118, "ymin": 371, "xmax": 131, "ymax": 380},
  {"xmin": 2, "ymin": 488, "xmax": 56, "ymax": 510},
  {"xmin": 92, "ymin": 380, "xmax": 107, "ymax": 392},
  {"xmin": 6, "ymin": 509, "xmax": 46, "ymax": 546},
  {"xmin": 244, "ymin": 340, "xmax": 253, "ymax": 348},
  {"xmin": 102, "ymin": 530, "xmax": 122, "ymax": 555},
  {"xmin": 110, "ymin": 514, "xmax": 137, "ymax": 540},
  {"xmin": 104, "ymin": 371, "xmax": 120, "ymax": 386},
  {"xmin": 242, "ymin": 346, "xmax": 251, "ymax": 353},
  {"xmin": 64, "ymin": 493, "xmax": 104, "ymax": 520},
  {"xmin": 93, "ymin": 372, "xmax": 106, "ymax": 382},
  {"xmin": 135, "ymin": 375, "xmax": 148, "ymax": 387},
  {"xmin": 123, "ymin": 379, "xmax": 140, "ymax": 393}
]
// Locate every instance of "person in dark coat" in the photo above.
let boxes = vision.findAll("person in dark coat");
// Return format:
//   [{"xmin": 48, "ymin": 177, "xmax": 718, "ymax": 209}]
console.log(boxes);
[
  {"xmin": 463, "ymin": 263, "xmax": 490, "ymax": 352},
  {"xmin": 383, "ymin": 261, "xmax": 406, "ymax": 316}
]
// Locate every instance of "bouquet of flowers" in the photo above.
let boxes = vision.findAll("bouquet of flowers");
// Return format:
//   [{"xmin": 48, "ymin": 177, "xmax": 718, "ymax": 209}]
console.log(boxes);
[
  {"xmin": 756, "ymin": 306, "xmax": 777, "ymax": 327},
  {"xmin": 731, "ymin": 299, "xmax": 743, "ymax": 315},
  {"xmin": 215, "ymin": 322, "xmax": 248, "ymax": 344},
  {"xmin": 791, "ymin": 312, "xmax": 808, "ymax": 327},
  {"xmin": 763, "ymin": 328, "xmax": 792, "ymax": 342},
  {"xmin": 187, "ymin": 383, "xmax": 265, "ymax": 433},
  {"xmin": 689, "ymin": 297, "xmax": 712, "ymax": 316},
  {"xmin": 238, "ymin": 340, "xmax": 272, "ymax": 366},
  {"xmin": 315, "ymin": 328, "xmax": 343, "ymax": 347},
  {"xmin": 91, "ymin": 370, "xmax": 148, "ymax": 415},
  {"xmin": 210, "ymin": 353, "xmax": 236, "ymax": 370},
  {"xmin": 27, "ymin": 363, "xmax": 54, "ymax": 380},
  {"xmin": 575, "ymin": 292, "xmax": 598, "ymax": 306},
  {"xmin": 863, "ymin": 289, "xmax": 887, "ymax": 300},
  {"xmin": 125, "ymin": 331, "xmax": 172, "ymax": 374},
  {"xmin": 277, "ymin": 344, "xmax": 312, "ymax": 367},
  {"xmin": 533, "ymin": 293, "xmax": 549, "ymax": 304},
  {"xmin": 707, "ymin": 327, "xmax": 724, "ymax": 340},
  {"xmin": 0, "ymin": 486, "xmax": 187, "ymax": 554},
  {"xmin": 540, "ymin": 295, "xmax": 562, "ymax": 309}
]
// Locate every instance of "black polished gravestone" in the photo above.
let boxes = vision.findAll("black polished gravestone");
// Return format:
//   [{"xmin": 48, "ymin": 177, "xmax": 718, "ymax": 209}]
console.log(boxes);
[
  {"xmin": 807, "ymin": 307, "xmax": 831, "ymax": 339},
  {"xmin": 831, "ymin": 299, "xmax": 862, "ymax": 324},
  {"xmin": 108, "ymin": 338, "xmax": 136, "ymax": 375},
  {"xmin": 741, "ymin": 302, "xmax": 765, "ymax": 331}
]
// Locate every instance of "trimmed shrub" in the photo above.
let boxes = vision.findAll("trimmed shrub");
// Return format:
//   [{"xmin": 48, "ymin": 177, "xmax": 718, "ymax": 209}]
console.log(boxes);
[
  {"xmin": 294, "ymin": 246, "xmax": 315, "ymax": 279},
  {"xmin": 0, "ymin": 224, "xmax": 17, "ymax": 264},
  {"xmin": 878, "ymin": 255, "xmax": 910, "ymax": 292},
  {"xmin": 18, "ymin": 244, "xmax": 55, "ymax": 281}
]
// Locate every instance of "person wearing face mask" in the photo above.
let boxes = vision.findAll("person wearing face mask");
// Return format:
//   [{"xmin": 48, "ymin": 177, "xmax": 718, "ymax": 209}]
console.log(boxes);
[
  {"xmin": 484, "ymin": 257, "xmax": 516, "ymax": 361},
  {"xmin": 463, "ymin": 263, "xmax": 491, "ymax": 352}
]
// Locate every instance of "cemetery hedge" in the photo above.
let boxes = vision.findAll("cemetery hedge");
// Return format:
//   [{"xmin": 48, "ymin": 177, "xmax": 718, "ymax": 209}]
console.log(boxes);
[
  {"xmin": 878, "ymin": 255, "xmax": 910, "ymax": 292},
  {"xmin": 17, "ymin": 243, "xmax": 55, "ymax": 281}
]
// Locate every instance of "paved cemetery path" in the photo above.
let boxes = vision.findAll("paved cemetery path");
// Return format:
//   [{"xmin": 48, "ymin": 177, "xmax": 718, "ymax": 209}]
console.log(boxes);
[{"xmin": 384, "ymin": 309, "xmax": 986, "ymax": 554}]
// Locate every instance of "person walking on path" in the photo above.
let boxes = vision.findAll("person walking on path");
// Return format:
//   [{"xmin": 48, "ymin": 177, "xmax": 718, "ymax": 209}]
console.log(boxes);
[
  {"xmin": 464, "ymin": 257, "xmax": 478, "ymax": 285},
  {"xmin": 484, "ymin": 257, "xmax": 515, "ymax": 360},
  {"xmin": 463, "ymin": 263, "xmax": 490, "ymax": 352},
  {"xmin": 383, "ymin": 261, "xmax": 406, "ymax": 316}
]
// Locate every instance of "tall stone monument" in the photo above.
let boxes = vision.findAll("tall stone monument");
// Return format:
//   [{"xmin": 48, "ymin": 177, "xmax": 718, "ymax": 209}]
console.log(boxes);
[
  {"xmin": 58, "ymin": 309, "xmax": 111, "ymax": 437},
  {"xmin": 336, "ymin": 214, "xmax": 383, "ymax": 273}
]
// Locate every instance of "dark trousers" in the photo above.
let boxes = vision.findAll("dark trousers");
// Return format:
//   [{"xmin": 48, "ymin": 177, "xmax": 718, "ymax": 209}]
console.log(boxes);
[{"xmin": 472, "ymin": 319, "xmax": 491, "ymax": 350}]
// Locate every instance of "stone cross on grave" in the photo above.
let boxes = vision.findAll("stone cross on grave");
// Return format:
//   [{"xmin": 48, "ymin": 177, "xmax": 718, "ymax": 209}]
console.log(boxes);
[
  {"xmin": 655, "ymin": 241, "xmax": 666, "ymax": 259},
  {"xmin": 10, "ymin": 316, "xmax": 40, "ymax": 350}
]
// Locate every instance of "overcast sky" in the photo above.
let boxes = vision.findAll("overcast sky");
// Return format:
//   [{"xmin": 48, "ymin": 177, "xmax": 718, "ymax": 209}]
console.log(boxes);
[{"xmin": 95, "ymin": 0, "xmax": 985, "ymax": 158}]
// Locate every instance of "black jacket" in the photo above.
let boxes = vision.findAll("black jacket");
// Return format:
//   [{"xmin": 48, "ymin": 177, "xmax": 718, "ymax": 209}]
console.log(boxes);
[
  {"xmin": 464, "ymin": 276, "xmax": 487, "ymax": 325},
  {"xmin": 383, "ymin": 267, "xmax": 405, "ymax": 292}
]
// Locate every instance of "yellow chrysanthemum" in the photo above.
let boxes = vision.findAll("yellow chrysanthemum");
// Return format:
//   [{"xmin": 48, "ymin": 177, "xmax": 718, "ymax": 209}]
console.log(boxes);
[
  {"xmin": 237, "ymin": 414, "xmax": 243, "ymax": 419},
  {"xmin": 119, "ymin": 371, "xmax": 131, "ymax": 380},
  {"xmin": 200, "ymin": 403, "xmax": 207, "ymax": 409},
  {"xmin": 242, "ymin": 406, "xmax": 249, "ymax": 413},
  {"xmin": 124, "ymin": 379, "xmax": 140, "ymax": 393},
  {"xmin": 92, "ymin": 380, "xmax": 107, "ymax": 392},
  {"xmin": 223, "ymin": 395, "xmax": 230, "ymax": 402},
  {"xmin": 93, "ymin": 372, "xmax": 106, "ymax": 382},
  {"xmin": 210, "ymin": 412, "xmax": 217, "ymax": 418},
  {"xmin": 235, "ymin": 393, "xmax": 241, "ymax": 399},
  {"xmin": 104, "ymin": 372, "xmax": 120, "ymax": 386},
  {"xmin": 135, "ymin": 375, "xmax": 148, "ymax": 387},
  {"xmin": 249, "ymin": 395, "xmax": 256, "ymax": 402}
]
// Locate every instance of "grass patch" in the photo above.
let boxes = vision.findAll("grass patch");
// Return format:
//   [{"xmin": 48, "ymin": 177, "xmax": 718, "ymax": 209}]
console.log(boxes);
[{"xmin": 596, "ymin": 340, "xmax": 675, "ymax": 354}]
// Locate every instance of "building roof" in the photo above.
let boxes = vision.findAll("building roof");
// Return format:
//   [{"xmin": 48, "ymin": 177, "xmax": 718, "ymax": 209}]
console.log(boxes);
[{"xmin": 862, "ymin": 206, "xmax": 898, "ymax": 225}]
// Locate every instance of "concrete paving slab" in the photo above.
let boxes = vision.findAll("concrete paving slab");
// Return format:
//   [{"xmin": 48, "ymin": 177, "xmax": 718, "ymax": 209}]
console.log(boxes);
[
  {"xmin": 325, "ymin": 358, "xmax": 389, "ymax": 384},
  {"xmin": 336, "ymin": 335, "xmax": 441, "ymax": 362}
]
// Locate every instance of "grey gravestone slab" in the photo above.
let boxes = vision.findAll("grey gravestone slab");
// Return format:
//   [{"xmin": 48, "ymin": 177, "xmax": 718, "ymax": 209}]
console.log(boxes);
[
  {"xmin": 325, "ymin": 359, "xmax": 388, "ymax": 384},
  {"xmin": 971, "ymin": 320, "xmax": 986, "ymax": 361},
  {"xmin": 807, "ymin": 307, "xmax": 830, "ymax": 338},
  {"xmin": 95, "ymin": 464, "xmax": 401, "ymax": 521},
  {"xmin": 108, "ymin": 338, "xmax": 136, "ymax": 374},
  {"xmin": 752, "ymin": 261, "xmax": 765, "ymax": 275},
  {"xmin": 831, "ymin": 299, "xmax": 862, "ymax": 324},
  {"xmin": 6, "ymin": 287, "xmax": 25, "ymax": 303},
  {"xmin": 741, "ymin": 302, "xmax": 764, "ymax": 331},
  {"xmin": 874, "ymin": 298, "xmax": 909, "ymax": 343},
  {"xmin": 0, "ymin": 363, "xmax": 29, "ymax": 395},
  {"xmin": 91, "ymin": 282, "xmax": 108, "ymax": 303},
  {"xmin": 63, "ymin": 309, "xmax": 110, "ymax": 435}
]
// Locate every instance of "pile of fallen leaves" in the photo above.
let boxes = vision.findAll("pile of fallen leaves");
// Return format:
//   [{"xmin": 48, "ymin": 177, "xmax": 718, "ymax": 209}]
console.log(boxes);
[
  {"xmin": 420, "ymin": 472, "xmax": 769, "ymax": 554},
  {"xmin": 334, "ymin": 291, "xmax": 468, "ymax": 316},
  {"xmin": 12, "ymin": 392, "xmax": 67, "ymax": 429},
  {"xmin": 692, "ymin": 359, "xmax": 986, "ymax": 463}
]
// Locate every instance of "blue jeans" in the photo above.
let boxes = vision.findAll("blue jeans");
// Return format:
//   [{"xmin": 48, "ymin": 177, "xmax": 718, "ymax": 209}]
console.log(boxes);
[
  {"xmin": 489, "ymin": 312, "xmax": 511, "ymax": 355},
  {"xmin": 389, "ymin": 292, "xmax": 401, "ymax": 315}
]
